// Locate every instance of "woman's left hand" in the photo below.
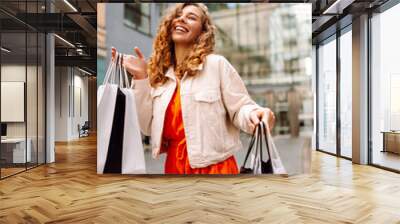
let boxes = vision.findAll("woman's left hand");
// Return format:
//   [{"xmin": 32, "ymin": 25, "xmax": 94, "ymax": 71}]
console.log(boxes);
[{"xmin": 249, "ymin": 108, "xmax": 276, "ymax": 132}]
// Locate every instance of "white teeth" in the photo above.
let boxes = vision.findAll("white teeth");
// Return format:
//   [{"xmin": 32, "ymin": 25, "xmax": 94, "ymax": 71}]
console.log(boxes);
[{"xmin": 175, "ymin": 26, "xmax": 187, "ymax": 32}]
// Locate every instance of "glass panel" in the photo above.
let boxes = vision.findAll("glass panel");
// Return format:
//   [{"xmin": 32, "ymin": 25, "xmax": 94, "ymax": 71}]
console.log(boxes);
[
  {"xmin": 138, "ymin": 15, "xmax": 150, "ymax": 34},
  {"xmin": 312, "ymin": 45, "xmax": 317, "ymax": 151},
  {"xmin": 124, "ymin": 3, "xmax": 151, "ymax": 35},
  {"xmin": 125, "ymin": 4, "xmax": 141, "ymax": 25},
  {"xmin": 141, "ymin": 3, "xmax": 150, "ymax": 15},
  {"xmin": 38, "ymin": 32, "xmax": 45, "ymax": 165},
  {"xmin": 340, "ymin": 29, "xmax": 352, "ymax": 158},
  {"xmin": 0, "ymin": 1, "xmax": 46, "ymax": 178},
  {"xmin": 27, "ymin": 31, "xmax": 38, "ymax": 169},
  {"xmin": 317, "ymin": 36, "xmax": 337, "ymax": 154},
  {"xmin": 1, "ymin": 30, "xmax": 27, "ymax": 177},
  {"xmin": 371, "ymin": 4, "xmax": 400, "ymax": 171},
  {"xmin": 158, "ymin": 3, "xmax": 168, "ymax": 17}
]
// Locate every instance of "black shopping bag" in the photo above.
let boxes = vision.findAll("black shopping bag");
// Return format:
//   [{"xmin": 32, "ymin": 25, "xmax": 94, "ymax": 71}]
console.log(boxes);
[
  {"xmin": 103, "ymin": 88, "xmax": 126, "ymax": 173},
  {"xmin": 240, "ymin": 121, "xmax": 273, "ymax": 174}
]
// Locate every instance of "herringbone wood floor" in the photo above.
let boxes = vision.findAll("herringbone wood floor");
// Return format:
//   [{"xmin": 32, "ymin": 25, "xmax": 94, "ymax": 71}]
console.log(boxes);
[{"xmin": 1, "ymin": 134, "xmax": 400, "ymax": 224}]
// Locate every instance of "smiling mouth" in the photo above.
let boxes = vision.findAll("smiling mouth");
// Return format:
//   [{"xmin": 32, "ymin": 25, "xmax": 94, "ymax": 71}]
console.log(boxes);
[{"xmin": 174, "ymin": 25, "xmax": 189, "ymax": 33}]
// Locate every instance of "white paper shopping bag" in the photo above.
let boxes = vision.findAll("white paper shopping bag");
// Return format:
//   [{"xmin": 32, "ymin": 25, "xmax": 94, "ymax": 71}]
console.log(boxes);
[
  {"xmin": 263, "ymin": 122, "xmax": 287, "ymax": 175},
  {"xmin": 119, "ymin": 58, "xmax": 146, "ymax": 174},
  {"xmin": 241, "ymin": 122, "xmax": 287, "ymax": 175},
  {"xmin": 97, "ymin": 60, "xmax": 118, "ymax": 174},
  {"xmin": 121, "ymin": 88, "xmax": 146, "ymax": 174},
  {"xmin": 97, "ymin": 54, "xmax": 146, "ymax": 174}
]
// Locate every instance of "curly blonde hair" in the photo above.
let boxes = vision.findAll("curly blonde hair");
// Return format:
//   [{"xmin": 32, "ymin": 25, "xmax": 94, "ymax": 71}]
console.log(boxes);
[{"xmin": 148, "ymin": 3, "xmax": 216, "ymax": 87}]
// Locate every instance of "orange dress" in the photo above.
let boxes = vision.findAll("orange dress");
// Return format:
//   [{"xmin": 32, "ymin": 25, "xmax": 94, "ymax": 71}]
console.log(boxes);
[{"xmin": 161, "ymin": 79, "xmax": 239, "ymax": 174}]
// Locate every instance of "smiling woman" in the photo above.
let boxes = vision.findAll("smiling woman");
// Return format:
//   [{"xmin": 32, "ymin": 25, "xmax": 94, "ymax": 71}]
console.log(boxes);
[
  {"xmin": 110, "ymin": 3, "xmax": 282, "ymax": 175},
  {"xmin": 147, "ymin": 3, "xmax": 216, "ymax": 83},
  {"xmin": 172, "ymin": 6, "xmax": 203, "ymax": 41}
]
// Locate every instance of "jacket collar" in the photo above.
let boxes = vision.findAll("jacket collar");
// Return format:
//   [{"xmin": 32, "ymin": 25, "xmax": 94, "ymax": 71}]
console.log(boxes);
[{"xmin": 165, "ymin": 63, "xmax": 204, "ymax": 80}]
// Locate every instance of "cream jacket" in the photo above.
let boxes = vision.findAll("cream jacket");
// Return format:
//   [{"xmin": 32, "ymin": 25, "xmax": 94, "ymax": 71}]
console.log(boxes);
[{"xmin": 133, "ymin": 54, "xmax": 262, "ymax": 168}]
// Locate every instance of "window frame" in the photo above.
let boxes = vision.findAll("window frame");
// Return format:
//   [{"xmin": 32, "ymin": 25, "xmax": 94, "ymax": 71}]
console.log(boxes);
[
  {"xmin": 368, "ymin": 0, "xmax": 400, "ymax": 173},
  {"xmin": 315, "ymin": 24, "xmax": 353, "ymax": 161},
  {"xmin": 123, "ymin": 3, "xmax": 152, "ymax": 37}
]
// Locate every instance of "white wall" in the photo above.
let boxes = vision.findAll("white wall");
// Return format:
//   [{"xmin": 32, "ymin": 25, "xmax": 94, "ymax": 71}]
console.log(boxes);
[
  {"xmin": 55, "ymin": 66, "xmax": 69, "ymax": 141},
  {"xmin": 1, "ymin": 63, "xmax": 46, "ymax": 164},
  {"xmin": 1, "ymin": 65, "xmax": 36, "ymax": 138},
  {"xmin": 1, "ymin": 65, "xmax": 25, "ymax": 136},
  {"xmin": 54, "ymin": 67, "xmax": 89, "ymax": 141},
  {"xmin": 71, "ymin": 73, "xmax": 89, "ymax": 138}
]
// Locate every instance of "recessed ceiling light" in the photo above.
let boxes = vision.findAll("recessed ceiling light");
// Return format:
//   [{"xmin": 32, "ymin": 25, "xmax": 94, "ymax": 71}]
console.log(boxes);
[
  {"xmin": 63, "ymin": 0, "xmax": 78, "ymax": 12},
  {"xmin": 322, "ymin": 0, "xmax": 354, "ymax": 15},
  {"xmin": 78, "ymin": 67, "xmax": 92, "ymax": 76},
  {"xmin": 1, "ymin": 47, "xmax": 11, "ymax": 53},
  {"xmin": 54, "ymin": 34, "xmax": 75, "ymax": 48}
]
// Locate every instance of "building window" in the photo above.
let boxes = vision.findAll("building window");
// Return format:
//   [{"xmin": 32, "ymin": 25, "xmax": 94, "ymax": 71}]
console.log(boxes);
[
  {"xmin": 317, "ymin": 36, "xmax": 337, "ymax": 155},
  {"xmin": 124, "ymin": 3, "xmax": 151, "ymax": 36},
  {"xmin": 339, "ymin": 27, "xmax": 352, "ymax": 158},
  {"xmin": 371, "ymin": 3, "xmax": 400, "ymax": 171},
  {"xmin": 158, "ymin": 3, "xmax": 169, "ymax": 17}
]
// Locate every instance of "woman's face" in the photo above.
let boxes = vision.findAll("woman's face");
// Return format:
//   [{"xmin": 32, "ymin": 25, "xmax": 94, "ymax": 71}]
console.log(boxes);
[{"xmin": 171, "ymin": 5, "xmax": 204, "ymax": 46}]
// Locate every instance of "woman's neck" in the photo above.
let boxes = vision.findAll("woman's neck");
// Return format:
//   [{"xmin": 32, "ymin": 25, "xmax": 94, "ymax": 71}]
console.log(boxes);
[{"xmin": 174, "ymin": 43, "xmax": 192, "ymax": 67}]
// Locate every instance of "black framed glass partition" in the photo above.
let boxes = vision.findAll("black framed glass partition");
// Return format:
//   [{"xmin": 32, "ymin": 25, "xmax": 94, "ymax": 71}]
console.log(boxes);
[
  {"xmin": 314, "ymin": 1, "xmax": 400, "ymax": 172},
  {"xmin": 315, "ymin": 24, "xmax": 353, "ymax": 159},
  {"xmin": 0, "ymin": 0, "xmax": 46, "ymax": 179},
  {"xmin": 370, "ymin": 2, "xmax": 400, "ymax": 172},
  {"xmin": 317, "ymin": 34, "xmax": 337, "ymax": 155},
  {"xmin": 0, "ymin": 31, "xmax": 28, "ymax": 178},
  {"xmin": 339, "ymin": 26, "xmax": 352, "ymax": 159},
  {"xmin": 315, "ymin": 0, "xmax": 400, "ymax": 172}
]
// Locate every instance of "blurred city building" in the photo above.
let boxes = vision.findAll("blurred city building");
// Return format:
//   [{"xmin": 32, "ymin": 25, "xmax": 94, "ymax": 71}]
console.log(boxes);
[
  {"xmin": 210, "ymin": 3, "xmax": 313, "ymax": 137},
  {"xmin": 97, "ymin": 3, "xmax": 170, "ymax": 87}
]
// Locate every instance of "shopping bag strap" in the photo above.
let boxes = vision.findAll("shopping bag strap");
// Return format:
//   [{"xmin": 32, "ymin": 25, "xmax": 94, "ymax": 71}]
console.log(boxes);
[
  {"xmin": 103, "ymin": 53, "xmax": 131, "ymax": 88},
  {"xmin": 254, "ymin": 122, "xmax": 262, "ymax": 172},
  {"xmin": 242, "ymin": 122, "xmax": 264, "ymax": 171},
  {"xmin": 103, "ymin": 52, "xmax": 121, "ymax": 86},
  {"xmin": 241, "ymin": 121, "xmax": 273, "ymax": 173},
  {"xmin": 260, "ymin": 121, "xmax": 272, "ymax": 162},
  {"xmin": 117, "ymin": 53, "xmax": 125, "ymax": 87},
  {"xmin": 119, "ymin": 53, "xmax": 133, "ymax": 88},
  {"xmin": 102, "ymin": 53, "xmax": 117, "ymax": 86},
  {"xmin": 116, "ymin": 53, "xmax": 133, "ymax": 88},
  {"xmin": 241, "ymin": 124, "xmax": 258, "ymax": 169}
]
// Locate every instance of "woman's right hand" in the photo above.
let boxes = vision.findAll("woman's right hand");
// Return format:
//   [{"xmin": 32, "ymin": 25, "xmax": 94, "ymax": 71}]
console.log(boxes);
[{"xmin": 112, "ymin": 46, "xmax": 148, "ymax": 80}]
